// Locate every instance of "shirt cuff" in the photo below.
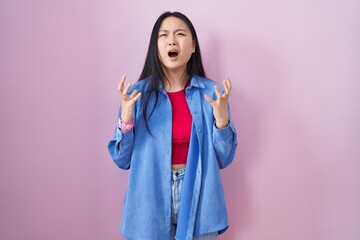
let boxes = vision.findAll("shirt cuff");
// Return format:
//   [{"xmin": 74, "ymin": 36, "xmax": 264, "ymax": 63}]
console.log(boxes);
[{"xmin": 213, "ymin": 121, "xmax": 235, "ymax": 140}]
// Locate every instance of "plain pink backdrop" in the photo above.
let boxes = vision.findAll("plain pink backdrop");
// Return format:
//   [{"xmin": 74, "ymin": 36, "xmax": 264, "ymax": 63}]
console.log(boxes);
[{"xmin": 1, "ymin": 0, "xmax": 359, "ymax": 239}]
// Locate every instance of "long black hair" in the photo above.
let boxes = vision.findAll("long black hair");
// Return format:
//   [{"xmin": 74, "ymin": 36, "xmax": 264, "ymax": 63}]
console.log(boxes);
[{"xmin": 138, "ymin": 11, "xmax": 206, "ymax": 134}]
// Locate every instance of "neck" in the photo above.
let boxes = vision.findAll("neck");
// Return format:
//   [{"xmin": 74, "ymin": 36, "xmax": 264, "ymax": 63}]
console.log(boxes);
[{"xmin": 163, "ymin": 68, "xmax": 189, "ymax": 92}]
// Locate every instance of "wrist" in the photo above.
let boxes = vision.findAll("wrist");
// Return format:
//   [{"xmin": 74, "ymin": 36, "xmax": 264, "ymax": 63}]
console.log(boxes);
[
  {"xmin": 120, "ymin": 108, "xmax": 133, "ymax": 124},
  {"xmin": 215, "ymin": 119, "xmax": 229, "ymax": 129},
  {"xmin": 120, "ymin": 113, "xmax": 133, "ymax": 124},
  {"xmin": 118, "ymin": 118, "xmax": 134, "ymax": 132}
]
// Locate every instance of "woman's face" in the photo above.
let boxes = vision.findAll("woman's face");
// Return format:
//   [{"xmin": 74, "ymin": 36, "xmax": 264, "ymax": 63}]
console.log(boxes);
[{"xmin": 157, "ymin": 16, "xmax": 195, "ymax": 73}]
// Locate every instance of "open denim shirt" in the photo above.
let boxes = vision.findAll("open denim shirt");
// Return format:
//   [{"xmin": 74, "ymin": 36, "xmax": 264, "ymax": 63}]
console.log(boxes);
[{"xmin": 108, "ymin": 76, "xmax": 238, "ymax": 240}]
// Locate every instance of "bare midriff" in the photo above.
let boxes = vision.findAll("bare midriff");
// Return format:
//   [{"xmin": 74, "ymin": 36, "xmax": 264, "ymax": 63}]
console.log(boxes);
[{"xmin": 172, "ymin": 164, "xmax": 186, "ymax": 170}]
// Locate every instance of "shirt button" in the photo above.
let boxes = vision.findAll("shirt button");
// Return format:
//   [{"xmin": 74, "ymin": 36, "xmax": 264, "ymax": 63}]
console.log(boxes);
[{"xmin": 193, "ymin": 111, "xmax": 197, "ymax": 114}]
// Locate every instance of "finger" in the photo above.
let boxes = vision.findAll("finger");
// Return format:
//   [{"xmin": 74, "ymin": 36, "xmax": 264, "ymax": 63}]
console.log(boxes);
[
  {"xmin": 223, "ymin": 79, "xmax": 230, "ymax": 96},
  {"xmin": 132, "ymin": 92, "xmax": 142, "ymax": 102},
  {"xmin": 204, "ymin": 94, "xmax": 215, "ymax": 104},
  {"xmin": 214, "ymin": 85, "xmax": 222, "ymax": 100},
  {"xmin": 122, "ymin": 82, "xmax": 131, "ymax": 97},
  {"xmin": 225, "ymin": 76, "xmax": 232, "ymax": 92},
  {"xmin": 117, "ymin": 75, "xmax": 126, "ymax": 92},
  {"xmin": 226, "ymin": 76, "xmax": 231, "ymax": 88},
  {"xmin": 129, "ymin": 89, "xmax": 139, "ymax": 99}
]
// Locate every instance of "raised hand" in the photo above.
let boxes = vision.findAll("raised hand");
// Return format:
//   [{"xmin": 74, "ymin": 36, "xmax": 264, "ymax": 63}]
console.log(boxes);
[
  {"xmin": 117, "ymin": 75, "xmax": 141, "ymax": 123},
  {"xmin": 204, "ymin": 76, "xmax": 232, "ymax": 128}
]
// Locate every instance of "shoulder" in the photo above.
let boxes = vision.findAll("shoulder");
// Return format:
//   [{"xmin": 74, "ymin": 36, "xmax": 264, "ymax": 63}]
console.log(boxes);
[
  {"xmin": 192, "ymin": 75, "xmax": 224, "ymax": 93},
  {"xmin": 129, "ymin": 77, "xmax": 150, "ymax": 93}
]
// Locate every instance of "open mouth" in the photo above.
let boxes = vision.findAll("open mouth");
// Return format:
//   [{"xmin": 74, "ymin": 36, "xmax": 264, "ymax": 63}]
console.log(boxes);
[{"xmin": 168, "ymin": 51, "xmax": 179, "ymax": 57}]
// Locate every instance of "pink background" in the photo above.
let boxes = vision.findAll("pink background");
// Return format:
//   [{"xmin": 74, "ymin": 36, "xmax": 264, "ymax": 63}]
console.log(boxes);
[{"xmin": 1, "ymin": 0, "xmax": 359, "ymax": 239}]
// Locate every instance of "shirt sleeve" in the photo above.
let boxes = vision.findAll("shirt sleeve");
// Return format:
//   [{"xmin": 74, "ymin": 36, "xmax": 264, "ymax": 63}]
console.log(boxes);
[
  {"xmin": 212, "ymin": 116, "xmax": 237, "ymax": 169},
  {"xmin": 107, "ymin": 123, "xmax": 134, "ymax": 170}
]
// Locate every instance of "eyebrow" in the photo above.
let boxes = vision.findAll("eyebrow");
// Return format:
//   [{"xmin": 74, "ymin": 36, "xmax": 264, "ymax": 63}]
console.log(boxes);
[{"xmin": 159, "ymin": 29, "xmax": 188, "ymax": 33}]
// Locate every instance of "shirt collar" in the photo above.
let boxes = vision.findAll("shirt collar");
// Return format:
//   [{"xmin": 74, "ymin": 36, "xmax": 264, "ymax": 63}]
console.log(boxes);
[
  {"xmin": 188, "ymin": 75, "xmax": 206, "ymax": 89},
  {"xmin": 158, "ymin": 75, "xmax": 206, "ymax": 94}
]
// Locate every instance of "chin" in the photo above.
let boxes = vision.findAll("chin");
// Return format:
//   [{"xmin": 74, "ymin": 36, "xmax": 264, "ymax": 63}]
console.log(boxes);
[{"xmin": 164, "ymin": 62, "xmax": 184, "ymax": 70}]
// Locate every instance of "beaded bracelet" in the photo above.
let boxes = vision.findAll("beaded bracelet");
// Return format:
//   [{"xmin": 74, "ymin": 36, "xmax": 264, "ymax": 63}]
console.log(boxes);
[{"xmin": 118, "ymin": 118, "xmax": 134, "ymax": 132}]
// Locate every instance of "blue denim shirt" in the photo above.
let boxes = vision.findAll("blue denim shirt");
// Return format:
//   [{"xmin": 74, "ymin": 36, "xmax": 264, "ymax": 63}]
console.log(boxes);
[{"xmin": 108, "ymin": 76, "xmax": 237, "ymax": 240}]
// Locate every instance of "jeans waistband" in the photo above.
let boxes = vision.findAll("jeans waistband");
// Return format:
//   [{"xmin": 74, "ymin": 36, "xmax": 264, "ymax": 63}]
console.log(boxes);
[{"xmin": 172, "ymin": 168, "xmax": 186, "ymax": 181}]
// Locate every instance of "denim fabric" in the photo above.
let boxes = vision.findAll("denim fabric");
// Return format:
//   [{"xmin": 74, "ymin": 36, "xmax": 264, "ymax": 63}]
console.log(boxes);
[
  {"xmin": 171, "ymin": 169, "xmax": 218, "ymax": 239},
  {"xmin": 108, "ymin": 76, "xmax": 238, "ymax": 240},
  {"xmin": 172, "ymin": 169, "xmax": 186, "ymax": 224}
]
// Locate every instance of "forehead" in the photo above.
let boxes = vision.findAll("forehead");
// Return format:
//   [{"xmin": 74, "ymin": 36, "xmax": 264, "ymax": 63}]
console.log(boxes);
[{"xmin": 159, "ymin": 16, "xmax": 190, "ymax": 31}]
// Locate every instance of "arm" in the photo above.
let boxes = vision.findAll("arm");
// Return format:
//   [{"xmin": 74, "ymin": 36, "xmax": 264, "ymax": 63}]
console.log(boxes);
[
  {"xmin": 205, "ymin": 76, "xmax": 238, "ymax": 168},
  {"xmin": 107, "ymin": 75, "xmax": 141, "ymax": 170}
]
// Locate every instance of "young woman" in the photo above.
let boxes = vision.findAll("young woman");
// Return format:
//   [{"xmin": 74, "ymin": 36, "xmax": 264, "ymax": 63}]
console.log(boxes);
[{"xmin": 108, "ymin": 11, "xmax": 237, "ymax": 240}]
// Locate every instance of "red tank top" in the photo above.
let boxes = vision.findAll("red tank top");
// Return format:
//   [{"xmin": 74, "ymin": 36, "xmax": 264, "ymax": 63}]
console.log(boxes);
[{"xmin": 167, "ymin": 88, "xmax": 192, "ymax": 165}]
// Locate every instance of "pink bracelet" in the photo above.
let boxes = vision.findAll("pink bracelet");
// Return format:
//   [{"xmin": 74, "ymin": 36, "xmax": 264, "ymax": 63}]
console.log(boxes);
[{"xmin": 118, "ymin": 118, "xmax": 134, "ymax": 132}]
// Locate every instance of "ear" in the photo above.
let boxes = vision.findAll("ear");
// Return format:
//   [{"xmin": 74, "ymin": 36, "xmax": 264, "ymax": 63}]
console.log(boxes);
[{"xmin": 192, "ymin": 40, "xmax": 196, "ymax": 53}]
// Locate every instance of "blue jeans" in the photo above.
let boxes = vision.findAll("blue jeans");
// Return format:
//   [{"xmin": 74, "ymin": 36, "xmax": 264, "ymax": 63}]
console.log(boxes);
[{"xmin": 171, "ymin": 169, "xmax": 218, "ymax": 240}]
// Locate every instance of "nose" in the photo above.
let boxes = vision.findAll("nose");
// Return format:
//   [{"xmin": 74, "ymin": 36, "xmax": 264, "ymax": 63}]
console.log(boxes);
[{"xmin": 168, "ymin": 35, "xmax": 176, "ymax": 46}]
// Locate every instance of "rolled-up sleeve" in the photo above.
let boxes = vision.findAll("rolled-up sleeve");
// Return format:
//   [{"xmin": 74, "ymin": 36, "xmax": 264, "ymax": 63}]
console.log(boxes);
[
  {"xmin": 107, "ymin": 122, "xmax": 135, "ymax": 170},
  {"xmin": 212, "ymin": 120, "xmax": 237, "ymax": 169}
]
